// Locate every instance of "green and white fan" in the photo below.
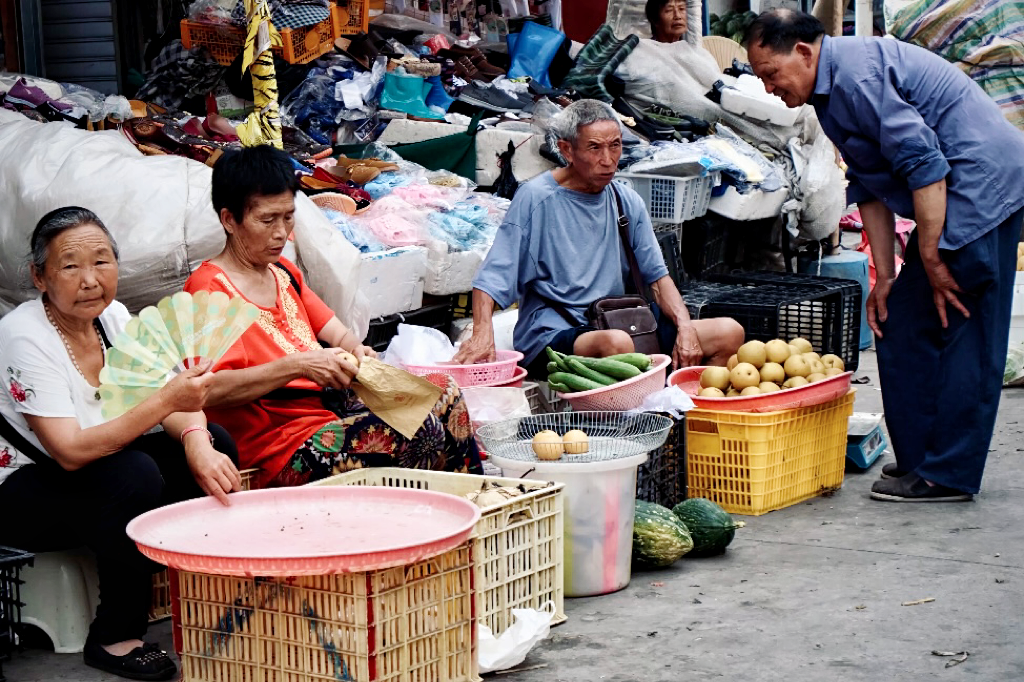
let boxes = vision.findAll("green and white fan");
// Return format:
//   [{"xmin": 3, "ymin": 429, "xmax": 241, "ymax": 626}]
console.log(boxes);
[{"xmin": 98, "ymin": 291, "xmax": 260, "ymax": 418}]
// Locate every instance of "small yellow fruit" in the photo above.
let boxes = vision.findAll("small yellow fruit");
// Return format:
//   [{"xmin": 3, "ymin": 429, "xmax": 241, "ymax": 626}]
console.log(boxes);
[
  {"xmin": 820, "ymin": 354, "xmax": 845, "ymax": 371},
  {"xmin": 790, "ymin": 337, "xmax": 813, "ymax": 354},
  {"xmin": 784, "ymin": 354, "xmax": 811, "ymax": 378},
  {"xmin": 698, "ymin": 387, "xmax": 726, "ymax": 398},
  {"xmin": 726, "ymin": 387, "xmax": 742, "ymax": 397},
  {"xmin": 740, "ymin": 386, "xmax": 761, "ymax": 396},
  {"xmin": 824, "ymin": 367, "xmax": 844, "ymax": 377},
  {"xmin": 532, "ymin": 430, "xmax": 563, "ymax": 460},
  {"xmin": 759, "ymin": 381, "xmax": 781, "ymax": 393},
  {"xmin": 803, "ymin": 352, "xmax": 821, "ymax": 364},
  {"xmin": 806, "ymin": 372, "xmax": 827, "ymax": 383},
  {"xmin": 736, "ymin": 340, "xmax": 767, "ymax": 369},
  {"xmin": 764, "ymin": 339, "xmax": 791, "ymax": 364},
  {"xmin": 730, "ymin": 362, "xmax": 761, "ymax": 389},
  {"xmin": 759, "ymin": 362, "xmax": 785, "ymax": 384},
  {"xmin": 700, "ymin": 366, "xmax": 732, "ymax": 390},
  {"xmin": 782, "ymin": 376, "xmax": 809, "ymax": 389},
  {"xmin": 563, "ymin": 430, "xmax": 589, "ymax": 455},
  {"xmin": 807, "ymin": 358, "xmax": 826, "ymax": 375},
  {"xmin": 337, "ymin": 351, "xmax": 360, "ymax": 367},
  {"xmin": 727, "ymin": 354, "xmax": 739, "ymax": 371}
]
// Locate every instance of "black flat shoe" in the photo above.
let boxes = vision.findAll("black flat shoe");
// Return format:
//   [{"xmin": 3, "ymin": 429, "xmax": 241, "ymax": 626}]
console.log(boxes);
[
  {"xmin": 870, "ymin": 474, "xmax": 973, "ymax": 503},
  {"xmin": 84, "ymin": 640, "xmax": 177, "ymax": 681},
  {"xmin": 879, "ymin": 462, "xmax": 908, "ymax": 479}
]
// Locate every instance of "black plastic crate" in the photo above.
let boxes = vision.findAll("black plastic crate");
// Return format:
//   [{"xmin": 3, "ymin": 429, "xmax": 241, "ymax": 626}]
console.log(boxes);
[
  {"xmin": 656, "ymin": 229, "xmax": 684, "ymax": 287},
  {"xmin": 635, "ymin": 415, "xmax": 687, "ymax": 508},
  {"xmin": 679, "ymin": 280, "xmax": 860, "ymax": 372},
  {"xmin": 680, "ymin": 216, "xmax": 732, "ymax": 281},
  {"xmin": 0, "ymin": 546, "xmax": 33, "ymax": 681},
  {"xmin": 709, "ymin": 270, "xmax": 863, "ymax": 371},
  {"xmin": 362, "ymin": 297, "xmax": 455, "ymax": 352}
]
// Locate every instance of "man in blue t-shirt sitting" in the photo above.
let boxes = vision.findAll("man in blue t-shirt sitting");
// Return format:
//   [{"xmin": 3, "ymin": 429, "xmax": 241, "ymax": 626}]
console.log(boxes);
[{"xmin": 452, "ymin": 99, "xmax": 744, "ymax": 375}]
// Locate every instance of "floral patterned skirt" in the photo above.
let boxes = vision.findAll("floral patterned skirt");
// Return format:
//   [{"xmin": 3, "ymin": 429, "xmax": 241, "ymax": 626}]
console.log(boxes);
[{"xmin": 266, "ymin": 373, "xmax": 482, "ymax": 487}]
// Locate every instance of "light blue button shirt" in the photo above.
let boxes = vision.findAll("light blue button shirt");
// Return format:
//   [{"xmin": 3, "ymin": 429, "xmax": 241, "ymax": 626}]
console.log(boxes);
[{"xmin": 812, "ymin": 35, "xmax": 1024, "ymax": 250}]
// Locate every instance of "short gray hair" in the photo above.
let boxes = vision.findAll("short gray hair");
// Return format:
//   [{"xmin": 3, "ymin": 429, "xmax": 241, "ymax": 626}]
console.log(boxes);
[
  {"xmin": 549, "ymin": 99, "xmax": 620, "ymax": 146},
  {"xmin": 31, "ymin": 207, "xmax": 119, "ymax": 273}
]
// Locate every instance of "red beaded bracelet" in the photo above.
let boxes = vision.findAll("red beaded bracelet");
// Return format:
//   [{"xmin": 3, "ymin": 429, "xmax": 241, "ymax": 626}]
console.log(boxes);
[{"xmin": 179, "ymin": 425, "xmax": 213, "ymax": 445}]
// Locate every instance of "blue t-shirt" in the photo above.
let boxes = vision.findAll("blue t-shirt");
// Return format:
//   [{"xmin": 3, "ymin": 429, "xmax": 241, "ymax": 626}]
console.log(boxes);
[
  {"xmin": 812, "ymin": 35, "xmax": 1024, "ymax": 250},
  {"xmin": 473, "ymin": 172, "xmax": 669, "ymax": 365}
]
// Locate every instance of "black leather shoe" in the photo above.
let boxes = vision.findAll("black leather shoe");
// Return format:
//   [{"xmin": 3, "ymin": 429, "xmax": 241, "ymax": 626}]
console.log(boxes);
[
  {"xmin": 880, "ymin": 462, "xmax": 907, "ymax": 479},
  {"xmin": 870, "ymin": 474, "xmax": 973, "ymax": 503},
  {"xmin": 84, "ymin": 640, "xmax": 177, "ymax": 681}
]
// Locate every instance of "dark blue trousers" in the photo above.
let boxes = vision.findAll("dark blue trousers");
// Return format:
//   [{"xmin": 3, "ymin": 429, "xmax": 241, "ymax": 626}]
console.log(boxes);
[{"xmin": 877, "ymin": 208, "xmax": 1023, "ymax": 493}]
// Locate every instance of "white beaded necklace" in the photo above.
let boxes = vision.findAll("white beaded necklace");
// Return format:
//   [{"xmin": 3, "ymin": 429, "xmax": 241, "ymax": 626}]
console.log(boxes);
[{"xmin": 44, "ymin": 300, "xmax": 104, "ymax": 401}]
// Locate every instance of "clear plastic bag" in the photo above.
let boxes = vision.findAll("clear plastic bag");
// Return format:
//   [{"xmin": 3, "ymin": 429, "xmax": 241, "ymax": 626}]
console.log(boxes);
[
  {"xmin": 188, "ymin": 0, "xmax": 235, "ymax": 24},
  {"xmin": 1005, "ymin": 343, "xmax": 1024, "ymax": 386}
]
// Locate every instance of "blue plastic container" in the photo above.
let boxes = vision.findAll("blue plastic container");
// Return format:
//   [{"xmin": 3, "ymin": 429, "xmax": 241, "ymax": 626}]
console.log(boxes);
[{"xmin": 800, "ymin": 251, "xmax": 873, "ymax": 350}]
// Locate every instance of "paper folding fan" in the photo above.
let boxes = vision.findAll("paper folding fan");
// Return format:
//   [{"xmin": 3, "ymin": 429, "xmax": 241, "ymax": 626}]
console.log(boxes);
[{"xmin": 98, "ymin": 291, "xmax": 260, "ymax": 418}]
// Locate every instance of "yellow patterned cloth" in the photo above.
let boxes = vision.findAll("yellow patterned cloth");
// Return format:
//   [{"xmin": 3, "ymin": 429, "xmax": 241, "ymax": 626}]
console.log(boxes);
[{"xmin": 237, "ymin": 0, "xmax": 284, "ymax": 148}]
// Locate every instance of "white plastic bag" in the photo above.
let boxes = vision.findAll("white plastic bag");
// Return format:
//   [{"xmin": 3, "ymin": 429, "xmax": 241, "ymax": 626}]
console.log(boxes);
[
  {"xmin": 478, "ymin": 602, "xmax": 556, "ymax": 674},
  {"xmin": 626, "ymin": 385, "xmax": 694, "ymax": 418},
  {"xmin": 383, "ymin": 324, "xmax": 455, "ymax": 368},
  {"xmin": 1004, "ymin": 343, "xmax": 1024, "ymax": 386}
]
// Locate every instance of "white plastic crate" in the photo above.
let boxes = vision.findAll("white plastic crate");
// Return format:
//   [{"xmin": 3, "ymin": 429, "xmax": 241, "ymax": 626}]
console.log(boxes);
[{"xmin": 617, "ymin": 172, "xmax": 719, "ymax": 223}]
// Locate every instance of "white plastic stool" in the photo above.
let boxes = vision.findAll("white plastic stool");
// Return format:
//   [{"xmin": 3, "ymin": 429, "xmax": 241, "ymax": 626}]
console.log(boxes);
[{"xmin": 20, "ymin": 548, "xmax": 100, "ymax": 653}]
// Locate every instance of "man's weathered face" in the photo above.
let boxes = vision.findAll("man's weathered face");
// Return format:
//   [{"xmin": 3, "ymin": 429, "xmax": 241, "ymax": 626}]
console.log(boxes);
[
  {"xmin": 748, "ymin": 41, "xmax": 817, "ymax": 108},
  {"xmin": 559, "ymin": 120, "xmax": 622, "ymax": 191}
]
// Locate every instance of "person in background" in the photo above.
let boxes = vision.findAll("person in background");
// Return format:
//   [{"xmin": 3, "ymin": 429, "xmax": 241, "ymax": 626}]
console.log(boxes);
[
  {"xmin": 745, "ymin": 9, "xmax": 1024, "ymax": 501},
  {"xmin": 453, "ymin": 99, "xmax": 743, "ymax": 374},
  {"xmin": 184, "ymin": 146, "xmax": 482, "ymax": 489},
  {"xmin": 0, "ymin": 207, "xmax": 239, "ymax": 681},
  {"xmin": 647, "ymin": 0, "xmax": 690, "ymax": 43}
]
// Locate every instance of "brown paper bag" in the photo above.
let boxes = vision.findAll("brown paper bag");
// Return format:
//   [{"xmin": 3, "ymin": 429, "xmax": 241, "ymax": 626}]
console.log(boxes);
[{"xmin": 350, "ymin": 358, "xmax": 444, "ymax": 439}]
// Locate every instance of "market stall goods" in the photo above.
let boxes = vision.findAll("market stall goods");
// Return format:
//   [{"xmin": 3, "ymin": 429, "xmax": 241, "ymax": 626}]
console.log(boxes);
[
  {"xmin": 671, "ymin": 498, "xmax": 745, "ymax": 557},
  {"xmin": 632, "ymin": 500, "xmax": 694, "ymax": 569},
  {"xmin": 544, "ymin": 348, "xmax": 651, "ymax": 393},
  {"xmin": 696, "ymin": 337, "xmax": 842, "ymax": 397}
]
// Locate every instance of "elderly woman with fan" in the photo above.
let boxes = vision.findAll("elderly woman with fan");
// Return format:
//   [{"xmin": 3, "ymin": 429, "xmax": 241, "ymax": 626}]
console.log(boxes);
[
  {"xmin": 0, "ymin": 207, "xmax": 241, "ymax": 681},
  {"xmin": 183, "ymin": 145, "xmax": 482, "ymax": 489}
]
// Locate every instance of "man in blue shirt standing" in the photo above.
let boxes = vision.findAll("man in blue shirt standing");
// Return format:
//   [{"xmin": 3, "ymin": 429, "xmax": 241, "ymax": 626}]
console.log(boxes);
[{"xmin": 746, "ymin": 10, "xmax": 1024, "ymax": 502}]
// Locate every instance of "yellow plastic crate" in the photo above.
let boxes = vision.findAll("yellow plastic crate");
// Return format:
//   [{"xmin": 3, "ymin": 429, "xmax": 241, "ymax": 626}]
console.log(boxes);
[
  {"xmin": 311, "ymin": 468, "xmax": 566, "ymax": 637},
  {"xmin": 686, "ymin": 391, "xmax": 855, "ymax": 515},
  {"xmin": 175, "ymin": 541, "xmax": 478, "ymax": 682},
  {"xmin": 150, "ymin": 468, "xmax": 259, "ymax": 622}
]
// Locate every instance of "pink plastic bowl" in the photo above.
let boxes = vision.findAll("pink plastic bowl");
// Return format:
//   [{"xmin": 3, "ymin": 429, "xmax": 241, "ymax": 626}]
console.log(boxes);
[
  {"xmin": 556, "ymin": 354, "xmax": 671, "ymax": 411},
  {"xmin": 669, "ymin": 365, "xmax": 853, "ymax": 412},
  {"xmin": 404, "ymin": 349, "xmax": 524, "ymax": 386},
  {"xmin": 474, "ymin": 365, "xmax": 528, "ymax": 388},
  {"xmin": 126, "ymin": 486, "xmax": 480, "ymax": 577}
]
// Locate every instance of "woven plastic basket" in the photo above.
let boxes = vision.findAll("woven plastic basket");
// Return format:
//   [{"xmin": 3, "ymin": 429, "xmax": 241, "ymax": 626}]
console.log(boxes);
[
  {"xmin": 403, "ymin": 350, "xmax": 523, "ymax": 386},
  {"xmin": 557, "ymin": 354, "xmax": 671, "ymax": 411}
]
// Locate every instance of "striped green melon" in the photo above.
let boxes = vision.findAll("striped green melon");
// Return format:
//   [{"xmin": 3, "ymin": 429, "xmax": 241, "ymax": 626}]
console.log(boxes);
[
  {"xmin": 632, "ymin": 501, "xmax": 694, "ymax": 569},
  {"xmin": 672, "ymin": 498, "xmax": 745, "ymax": 557}
]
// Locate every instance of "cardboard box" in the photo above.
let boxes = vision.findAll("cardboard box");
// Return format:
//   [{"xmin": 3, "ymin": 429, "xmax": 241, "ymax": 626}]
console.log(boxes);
[{"xmin": 359, "ymin": 247, "xmax": 426, "ymax": 317}]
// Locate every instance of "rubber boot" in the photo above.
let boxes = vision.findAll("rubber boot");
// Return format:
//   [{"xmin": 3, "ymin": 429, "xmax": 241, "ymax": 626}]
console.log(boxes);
[
  {"xmin": 379, "ymin": 71, "xmax": 445, "ymax": 120},
  {"xmin": 424, "ymin": 75, "xmax": 455, "ymax": 112},
  {"xmin": 507, "ymin": 21, "xmax": 565, "ymax": 87}
]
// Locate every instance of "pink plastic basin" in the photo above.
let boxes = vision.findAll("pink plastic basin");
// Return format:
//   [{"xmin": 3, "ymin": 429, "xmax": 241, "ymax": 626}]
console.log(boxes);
[
  {"xmin": 126, "ymin": 486, "xmax": 480, "ymax": 577},
  {"xmin": 556, "ymin": 354, "xmax": 671, "ymax": 412},
  {"xmin": 669, "ymin": 365, "xmax": 853, "ymax": 412}
]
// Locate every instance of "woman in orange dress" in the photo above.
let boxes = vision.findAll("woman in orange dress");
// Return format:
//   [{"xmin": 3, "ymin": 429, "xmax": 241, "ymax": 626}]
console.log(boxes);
[{"xmin": 184, "ymin": 145, "xmax": 481, "ymax": 488}]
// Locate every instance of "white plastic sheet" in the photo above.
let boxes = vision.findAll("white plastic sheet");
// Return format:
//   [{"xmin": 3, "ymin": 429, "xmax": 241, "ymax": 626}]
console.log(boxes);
[{"xmin": 478, "ymin": 602, "xmax": 556, "ymax": 674}]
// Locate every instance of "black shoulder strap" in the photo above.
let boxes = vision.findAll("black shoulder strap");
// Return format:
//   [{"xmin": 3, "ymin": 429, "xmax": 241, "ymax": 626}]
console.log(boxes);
[
  {"xmin": 0, "ymin": 411, "xmax": 59, "ymax": 470},
  {"xmin": 95, "ymin": 319, "xmax": 111, "ymax": 349},
  {"xmin": 610, "ymin": 183, "xmax": 647, "ymax": 298},
  {"xmin": 273, "ymin": 262, "xmax": 302, "ymax": 295}
]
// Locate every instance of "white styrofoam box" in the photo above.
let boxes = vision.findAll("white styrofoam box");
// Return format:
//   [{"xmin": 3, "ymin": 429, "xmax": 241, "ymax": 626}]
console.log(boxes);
[
  {"xmin": 358, "ymin": 246, "xmax": 426, "ymax": 317},
  {"xmin": 449, "ymin": 308, "xmax": 520, "ymax": 352},
  {"xmin": 708, "ymin": 184, "xmax": 788, "ymax": 221},
  {"xmin": 423, "ymin": 240, "xmax": 486, "ymax": 296},
  {"xmin": 720, "ymin": 86, "xmax": 802, "ymax": 127}
]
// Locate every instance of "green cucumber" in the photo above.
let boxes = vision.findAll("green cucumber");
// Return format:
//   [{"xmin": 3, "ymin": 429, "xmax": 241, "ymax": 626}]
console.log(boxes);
[
  {"xmin": 606, "ymin": 353, "xmax": 652, "ymax": 371},
  {"xmin": 546, "ymin": 361, "xmax": 559, "ymax": 375},
  {"xmin": 545, "ymin": 346, "xmax": 569, "ymax": 372},
  {"xmin": 548, "ymin": 371, "xmax": 605, "ymax": 392},
  {"xmin": 572, "ymin": 356, "xmax": 642, "ymax": 379},
  {"xmin": 548, "ymin": 381, "xmax": 571, "ymax": 393},
  {"xmin": 564, "ymin": 357, "xmax": 617, "ymax": 386}
]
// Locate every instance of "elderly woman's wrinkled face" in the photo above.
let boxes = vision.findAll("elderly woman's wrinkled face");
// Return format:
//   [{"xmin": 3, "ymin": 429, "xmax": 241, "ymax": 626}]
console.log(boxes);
[
  {"xmin": 655, "ymin": 0, "xmax": 687, "ymax": 43},
  {"xmin": 32, "ymin": 224, "xmax": 118, "ymax": 320},
  {"xmin": 221, "ymin": 192, "xmax": 296, "ymax": 267}
]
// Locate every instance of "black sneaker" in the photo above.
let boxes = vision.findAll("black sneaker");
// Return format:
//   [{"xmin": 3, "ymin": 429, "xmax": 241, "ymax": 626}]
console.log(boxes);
[
  {"xmin": 84, "ymin": 640, "xmax": 177, "ymax": 681},
  {"xmin": 457, "ymin": 83, "xmax": 526, "ymax": 113},
  {"xmin": 880, "ymin": 462, "xmax": 907, "ymax": 479},
  {"xmin": 870, "ymin": 474, "xmax": 973, "ymax": 503}
]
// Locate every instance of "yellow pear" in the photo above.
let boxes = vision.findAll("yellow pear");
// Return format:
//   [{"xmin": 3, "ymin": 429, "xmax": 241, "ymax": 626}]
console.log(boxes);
[
  {"xmin": 784, "ymin": 354, "xmax": 811, "ymax": 378},
  {"xmin": 759, "ymin": 381, "xmax": 781, "ymax": 393},
  {"xmin": 782, "ymin": 376, "xmax": 809, "ymax": 389},
  {"xmin": 726, "ymin": 387, "xmax": 742, "ymax": 397},
  {"xmin": 700, "ymin": 366, "xmax": 732, "ymax": 390},
  {"xmin": 736, "ymin": 340, "xmax": 767, "ymax": 369},
  {"xmin": 698, "ymin": 387, "xmax": 726, "ymax": 398},
  {"xmin": 807, "ymin": 358, "xmax": 826, "ymax": 375},
  {"xmin": 740, "ymin": 386, "xmax": 761, "ymax": 396},
  {"xmin": 806, "ymin": 372, "xmax": 827, "ymax": 383},
  {"xmin": 727, "ymin": 354, "xmax": 739, "ymax": 371},
  {"xmin": 532, "ymin": 430, "xmax": 563, "ymax": 460},
  {"xmin": 759, "ymin": 362, "xmax": 785, "ymax": 384},
  {"xmin": 563, "ymin": 430, "xmax": 589, "ymax": 455},
  {"xmin": 730, "ymin": 362, "xmax": 761, "ymax": 389},
  {"xmin": 821, "ymin": 354, "xmax": 845, "ymax": 371},
  {"xmin": 789, "ymin": 337, "xmax": 813, "ymax": 354},
  {"xmin": 764, "ymin": 339, "xmax": 791, "ymax": 364},
  {"xmin": 824, "ymin": 367, "xmax": 845, "ymax": 377}
]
